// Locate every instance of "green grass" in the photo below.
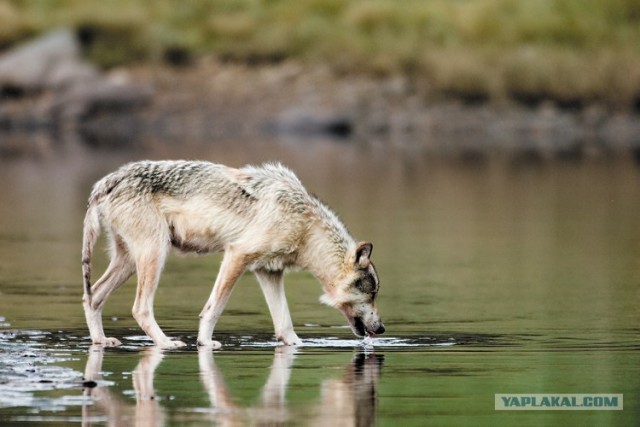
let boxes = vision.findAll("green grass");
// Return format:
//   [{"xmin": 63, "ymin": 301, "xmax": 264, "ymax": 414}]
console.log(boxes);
[{"xmin": 2, "ymin": 0, "xmax": 640, "ymax": 108}]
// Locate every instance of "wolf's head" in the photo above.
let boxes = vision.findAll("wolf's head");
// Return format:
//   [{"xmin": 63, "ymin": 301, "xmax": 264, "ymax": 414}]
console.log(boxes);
[{"xmin": 321, "ymin": 242, "xmax": 385, "ymax": 338}]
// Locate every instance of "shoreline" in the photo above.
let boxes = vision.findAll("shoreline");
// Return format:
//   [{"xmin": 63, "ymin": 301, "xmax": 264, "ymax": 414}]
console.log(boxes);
[{"xmin": 2, "ymin": 58, "xmax": 640, "ymax": 159}]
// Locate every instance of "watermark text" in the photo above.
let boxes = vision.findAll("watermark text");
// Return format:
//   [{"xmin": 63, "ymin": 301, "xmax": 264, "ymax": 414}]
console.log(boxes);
[{"xmin": 495, "ymin": 394, "xmax": 623, "ymax": 410}]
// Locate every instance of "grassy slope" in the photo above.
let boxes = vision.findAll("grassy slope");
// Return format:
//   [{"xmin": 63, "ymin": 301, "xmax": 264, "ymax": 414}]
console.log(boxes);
[{"xmin": 2, "ymin": 0, "xmax": 640, "ymax": 109}]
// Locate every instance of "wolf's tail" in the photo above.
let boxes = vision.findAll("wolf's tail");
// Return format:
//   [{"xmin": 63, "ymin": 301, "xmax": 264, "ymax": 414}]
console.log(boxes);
[{"xmin": 82, "ymin": 200, "xmax": 101, "ymax": 300}]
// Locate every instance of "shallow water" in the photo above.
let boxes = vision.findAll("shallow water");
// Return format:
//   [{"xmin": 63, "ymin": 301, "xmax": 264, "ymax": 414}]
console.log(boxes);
[{"xmin": 1, "ymin": 136, "xmax": 640, "ymax": 425}]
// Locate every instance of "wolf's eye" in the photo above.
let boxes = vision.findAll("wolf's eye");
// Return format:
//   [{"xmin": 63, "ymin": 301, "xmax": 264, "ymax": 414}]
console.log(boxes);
[{"xmin": 355, "ymin": 276, "xmax": 375, "ymax": 293}]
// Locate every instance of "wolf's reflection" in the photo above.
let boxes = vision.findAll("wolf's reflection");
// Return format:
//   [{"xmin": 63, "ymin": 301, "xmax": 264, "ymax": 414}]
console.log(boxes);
[
  {"xmin": 82, "ymin": 346, "xmax": 383, "ymax": 426},
  {"xmin": 82, "ymin": 345, "xmax": 166, "ymax": 427},
  {"xmin": 198, "ymin": 346, "xmax": 297, "ymax": 425},
  {"xmin": 312, "ymin": 352, "xmax": 384, "ymax": 427}
]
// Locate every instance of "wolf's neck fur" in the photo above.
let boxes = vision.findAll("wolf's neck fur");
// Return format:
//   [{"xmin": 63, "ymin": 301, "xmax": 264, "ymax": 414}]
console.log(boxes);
[{"xmin": 298, "ymin": 216, "xmax": 355, "ymax": 287}]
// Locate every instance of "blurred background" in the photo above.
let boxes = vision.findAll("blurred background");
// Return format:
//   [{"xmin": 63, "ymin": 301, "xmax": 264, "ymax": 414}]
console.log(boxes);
[{"xmin": 0, "ymin": 0, "xmax": 639, "ymax": 155}]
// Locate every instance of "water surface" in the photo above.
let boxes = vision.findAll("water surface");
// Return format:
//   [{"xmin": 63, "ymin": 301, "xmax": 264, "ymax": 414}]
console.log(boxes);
[{"xmin": 1, "ymin": 137, "xmax": 639, "ymax": 425}]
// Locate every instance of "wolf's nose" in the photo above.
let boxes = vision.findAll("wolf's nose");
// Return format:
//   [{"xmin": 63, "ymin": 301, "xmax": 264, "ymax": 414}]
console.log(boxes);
[{"xmin": 375, "ymin": 324, "xmax": 386, "ymax": 335}]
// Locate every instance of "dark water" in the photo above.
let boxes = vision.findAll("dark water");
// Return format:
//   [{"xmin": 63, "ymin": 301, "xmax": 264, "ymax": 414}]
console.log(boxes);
[{"xmin": 1, "ymin": 136, "xmax": 640, "ymax": 425}]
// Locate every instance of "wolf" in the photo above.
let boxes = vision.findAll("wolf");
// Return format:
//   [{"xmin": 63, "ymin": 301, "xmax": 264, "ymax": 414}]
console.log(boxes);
[{"xmin": 82, "ymin": 160, "xmax": 384, "ymax": 348}]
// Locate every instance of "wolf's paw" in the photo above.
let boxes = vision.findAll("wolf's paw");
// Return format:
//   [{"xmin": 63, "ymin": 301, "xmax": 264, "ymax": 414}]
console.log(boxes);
[
  {"xmin": 197, "ymin": 339, "xmax": 222, "ymax": 349},
  {"xmin": 158, "ymin": 339, "xmax": 187, "ymax": 349},
  {"xmin": 278, "ymin": 333, "xmax": 302, "ymax": 346},
  {"xmin": 93, "ymin": 337, "xmax": 122, "ymax": 346}
]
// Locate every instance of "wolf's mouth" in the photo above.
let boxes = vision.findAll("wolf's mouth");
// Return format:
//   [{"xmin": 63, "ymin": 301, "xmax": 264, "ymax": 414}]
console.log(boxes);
[{"xmin": 351, "ymin": 316, "xmax": 367, "ymax": 337}]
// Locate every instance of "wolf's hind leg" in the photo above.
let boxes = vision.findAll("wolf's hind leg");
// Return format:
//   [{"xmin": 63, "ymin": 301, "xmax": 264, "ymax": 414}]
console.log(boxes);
[
  {"xmin": 83, "ymin": 234, "xmax": 134, "ymax": 346},
  {"xmin": 132, "ymin": 242, "xmax": 186, "ymax": 348}
]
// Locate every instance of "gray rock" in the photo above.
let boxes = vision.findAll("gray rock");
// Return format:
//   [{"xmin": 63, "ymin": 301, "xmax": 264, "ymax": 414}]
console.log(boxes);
[
  {"xmin": 270, "ymin": 107, "xmax": 353, "ymax": 138},
  {"xmin": 0, "ymin": 28, "xmax": 98, "ymax": 92},
  {"xmin": 55, "ymin": 79, "xmax": 153, "ymax": 121},
  {"xmin": 0, "ymin": 28, "xmax": 154, "ymax": 136}
]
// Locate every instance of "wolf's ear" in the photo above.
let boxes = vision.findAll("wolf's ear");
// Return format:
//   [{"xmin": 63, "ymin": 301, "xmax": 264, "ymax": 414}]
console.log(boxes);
[{"xmin": 355, "ymin": 242, "xmax": 373, "ymax": 269}]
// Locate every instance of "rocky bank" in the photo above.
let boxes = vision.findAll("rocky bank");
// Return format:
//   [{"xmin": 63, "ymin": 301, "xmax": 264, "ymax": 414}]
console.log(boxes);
[{"xmin": 1, "ymin": 30, "xmax": 640, "ymax": 159}]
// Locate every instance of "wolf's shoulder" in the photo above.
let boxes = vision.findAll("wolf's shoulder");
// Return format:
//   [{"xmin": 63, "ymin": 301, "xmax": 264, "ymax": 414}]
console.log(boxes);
[{"xmin": 242, "ymin": 162, "xmax": 302, "ymax": 185}]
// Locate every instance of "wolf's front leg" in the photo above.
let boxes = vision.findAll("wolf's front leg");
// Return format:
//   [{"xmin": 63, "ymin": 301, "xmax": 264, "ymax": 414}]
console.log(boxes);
[
  {"xmin": 254, "ymin": 269, "xmax": 302, "ymax": 346},
  {"xmin": 198, "ymin": 250, "xmax": 250, "ymax": 348}
]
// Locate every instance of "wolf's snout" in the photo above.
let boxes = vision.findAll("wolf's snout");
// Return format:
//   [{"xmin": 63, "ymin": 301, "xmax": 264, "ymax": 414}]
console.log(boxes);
[{"xmin": 375, "ymin": 323, "xmax": 385, "ymax": 335}]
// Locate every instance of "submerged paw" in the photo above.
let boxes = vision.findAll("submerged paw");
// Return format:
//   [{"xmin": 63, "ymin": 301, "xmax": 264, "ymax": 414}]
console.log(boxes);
[
  {"xmin": 197, "ymin": 339, "xmax": 222, "ymax": 349},
  {"xmin": 278, "ymin": 334, "xmax": 302, "ymax": 346},
  {"xmin": 159, "ymin": 339, "xmax": 187, "ymax": 348},
  {"xmin": 95, "ymin": 337, "xmax": 122, "ymax": 346}
]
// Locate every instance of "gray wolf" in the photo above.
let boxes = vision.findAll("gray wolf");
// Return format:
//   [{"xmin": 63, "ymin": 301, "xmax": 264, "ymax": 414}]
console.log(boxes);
[{"xmin": 82, "ymin": 160, "xmax": 384, "ymax": 348}]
